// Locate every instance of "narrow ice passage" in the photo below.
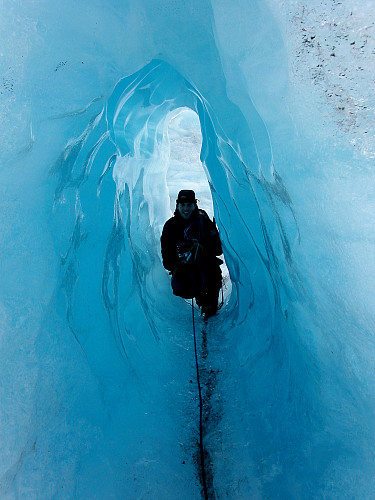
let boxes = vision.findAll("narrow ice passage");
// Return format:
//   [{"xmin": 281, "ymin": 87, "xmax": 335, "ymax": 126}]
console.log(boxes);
[{"xmin": 1, "ymin": 1, "xmax": 375, "ymax": 498}]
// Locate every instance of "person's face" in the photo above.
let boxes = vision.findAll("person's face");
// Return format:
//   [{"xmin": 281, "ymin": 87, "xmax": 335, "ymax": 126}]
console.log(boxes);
[{"xmin": 178, "ymin": 202, "xmax": 195, "ymax": 220}]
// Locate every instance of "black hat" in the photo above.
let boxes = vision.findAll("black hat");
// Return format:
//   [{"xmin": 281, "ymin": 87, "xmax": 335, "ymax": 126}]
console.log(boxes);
[{"xmin": 176, "ymin": 189, "xmax": 196, "ymax": 203}]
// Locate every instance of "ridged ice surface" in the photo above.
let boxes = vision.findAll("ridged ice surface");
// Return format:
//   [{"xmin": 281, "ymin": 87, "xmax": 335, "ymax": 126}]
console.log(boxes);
[{"xmin": 0, "ymin": 1, "xmax": 375, "ymax": 498}]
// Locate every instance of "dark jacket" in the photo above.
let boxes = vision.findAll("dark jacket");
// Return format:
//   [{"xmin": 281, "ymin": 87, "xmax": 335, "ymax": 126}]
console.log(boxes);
[{"xmin": 161, "ymin": 207, "xmax": 222, "ymax": 273}]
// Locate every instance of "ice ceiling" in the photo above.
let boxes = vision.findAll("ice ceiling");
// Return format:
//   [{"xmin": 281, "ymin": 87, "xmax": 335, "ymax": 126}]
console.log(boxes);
[{"xmin": 1, "ymin": 0, "xmax": 375, "ymax": 498}]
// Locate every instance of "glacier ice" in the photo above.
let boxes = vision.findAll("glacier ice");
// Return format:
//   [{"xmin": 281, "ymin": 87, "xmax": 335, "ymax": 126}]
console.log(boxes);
[{"xmin": 1, "ymin": 0, "xmax": 375, "ymax": 498}]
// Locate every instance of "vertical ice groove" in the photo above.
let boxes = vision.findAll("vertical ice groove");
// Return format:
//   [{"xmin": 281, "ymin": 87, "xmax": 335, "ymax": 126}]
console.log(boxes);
[
  {"xmin": 51, "ymin": 110, "xmax": 104, "ymax": 202},
  {"xmin": 97, "ymin": 153, "xmax": 118, "ymax": 195},
  {"xmin": 101, "ymin": 198, "xmax": 129, "ymax": 359}
]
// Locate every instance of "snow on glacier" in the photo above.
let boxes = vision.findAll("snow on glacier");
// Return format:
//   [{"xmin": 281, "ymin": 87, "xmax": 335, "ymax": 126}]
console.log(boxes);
[{"xmin": 0, "ymin": 0, "xmax": 375, "ymax": 498}]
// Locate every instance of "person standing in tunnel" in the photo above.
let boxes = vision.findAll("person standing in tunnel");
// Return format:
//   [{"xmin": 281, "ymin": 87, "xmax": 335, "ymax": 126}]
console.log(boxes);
[{"xmin": 161, "ymin": 189, "xmax": 223, "ymax": 319}]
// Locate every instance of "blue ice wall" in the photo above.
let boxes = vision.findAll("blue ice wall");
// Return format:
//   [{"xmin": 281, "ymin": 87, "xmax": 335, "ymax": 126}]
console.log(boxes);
[{"xmin": 1, "ymin": 0, "xmax": 375, "ymax": 498}]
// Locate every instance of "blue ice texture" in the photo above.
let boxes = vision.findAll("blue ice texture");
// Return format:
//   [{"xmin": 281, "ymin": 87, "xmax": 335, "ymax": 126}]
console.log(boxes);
[{"xmin": 1, "ymin": 0, "xmax": 375, "ymax": 498}]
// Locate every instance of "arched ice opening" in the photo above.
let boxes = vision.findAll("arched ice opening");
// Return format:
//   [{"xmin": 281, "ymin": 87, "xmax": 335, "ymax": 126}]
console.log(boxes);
[
  {"xmin": 19, "ymin": 57, "xmax": 346, "ymax": 499},
  {"xmin": 47, "ymin": 58, "xmax": 285, "ymax": 496},
  {"xmin": 2, "ymin": 1, "xmax": 375, "ymax": 496}
]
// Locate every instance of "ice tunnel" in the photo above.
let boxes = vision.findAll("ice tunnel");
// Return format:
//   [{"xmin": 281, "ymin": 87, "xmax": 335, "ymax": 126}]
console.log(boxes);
[{"xmin": 1, "ymin": 0, "xmax": 375, "ymax": 498}]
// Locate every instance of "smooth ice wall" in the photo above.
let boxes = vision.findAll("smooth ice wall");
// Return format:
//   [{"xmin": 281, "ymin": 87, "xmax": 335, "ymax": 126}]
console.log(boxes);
[{"xmin": 1, "ymin": 0, "xmax": 375, "ymax": 498}]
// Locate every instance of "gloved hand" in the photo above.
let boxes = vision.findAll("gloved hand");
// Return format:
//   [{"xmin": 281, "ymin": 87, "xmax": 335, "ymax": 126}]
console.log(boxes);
[{"xmin": 177, "ymin": 239, "xmax": 199, "ymax": 263}]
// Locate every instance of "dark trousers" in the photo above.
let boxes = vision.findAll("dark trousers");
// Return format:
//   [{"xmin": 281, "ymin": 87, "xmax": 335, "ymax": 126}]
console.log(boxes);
[
  {"xmin": 195, "ymin": 265, "xmax": 222, "ymax": 309},
  {"xmin": 172, "ymin": 260, "xmax": 222, "ymax": 307}
]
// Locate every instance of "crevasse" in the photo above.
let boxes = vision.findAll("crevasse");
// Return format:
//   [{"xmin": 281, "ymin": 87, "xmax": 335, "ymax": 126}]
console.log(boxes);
[{"xmin": 1, "ymin": 1, "xmax": 375, "ymax": 498}]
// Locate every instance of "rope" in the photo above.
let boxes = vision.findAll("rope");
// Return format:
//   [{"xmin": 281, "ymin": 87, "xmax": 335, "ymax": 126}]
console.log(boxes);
[{"xmin": 192, "ymin": 298, "xmax": 209, "ymax": 500}]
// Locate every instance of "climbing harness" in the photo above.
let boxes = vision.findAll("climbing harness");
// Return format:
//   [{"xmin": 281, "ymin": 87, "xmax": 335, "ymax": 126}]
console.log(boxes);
[{"xmin": 191, "ymin": 298, "xmax": 209, "ymax": 500}]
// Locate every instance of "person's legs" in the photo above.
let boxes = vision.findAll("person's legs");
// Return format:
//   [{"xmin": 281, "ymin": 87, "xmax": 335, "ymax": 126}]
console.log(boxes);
[
  {"xmin": 171, "ymin": 265, "xmax": 195, "ymax": 298},
  {"xmin": 196, "ymin": 265, "xmax": 222, "ymax": 318}
]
